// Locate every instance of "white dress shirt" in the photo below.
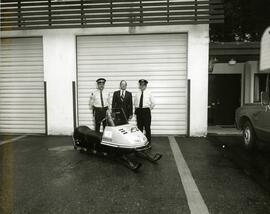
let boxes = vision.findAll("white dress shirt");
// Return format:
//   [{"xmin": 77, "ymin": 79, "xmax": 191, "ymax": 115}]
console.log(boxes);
[
  {"xmin": 134, "ymin": 89, "xmax": 156, "ymax": 109},
  {"xmin": 120, "ymin": 90, "xmax": 126, "ymax": 98},
  {"xmin": 90, "ymin": 89, "xmax": 110, "ymax": 108}
]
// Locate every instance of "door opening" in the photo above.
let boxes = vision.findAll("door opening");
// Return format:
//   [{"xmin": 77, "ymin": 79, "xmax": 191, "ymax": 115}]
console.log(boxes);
[{"xmin": 208, "ymin": 74, "xmax": 242, "ymax": 126}]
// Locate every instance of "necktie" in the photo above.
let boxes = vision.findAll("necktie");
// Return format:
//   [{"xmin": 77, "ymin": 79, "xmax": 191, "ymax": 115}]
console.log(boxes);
[
  {"xmin": 139, "ymin": 91, "xmax": 143, "ymax": 108},
  {"xmin": 100, "ymin": 90, "xmax": 104, "ymax": 107},
  {"xmin": 121, "ymin": 90, "xmax": 124, "ymax": 102}
]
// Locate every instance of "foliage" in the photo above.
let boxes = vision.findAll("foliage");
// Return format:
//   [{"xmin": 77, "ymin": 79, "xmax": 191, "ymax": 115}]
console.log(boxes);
[{"xmin": 210, "ymin": 0, "xmax": 270, "ymax": 42}]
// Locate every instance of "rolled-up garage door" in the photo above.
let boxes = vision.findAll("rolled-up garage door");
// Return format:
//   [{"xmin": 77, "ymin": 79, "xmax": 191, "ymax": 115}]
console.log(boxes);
[
  {"xmin": 0, "ymin": 37, "xmax": 46, "ymax": 134},
  {"xmin": 77, "ymin": 34, "xmax": 187, "ymax": 135}
]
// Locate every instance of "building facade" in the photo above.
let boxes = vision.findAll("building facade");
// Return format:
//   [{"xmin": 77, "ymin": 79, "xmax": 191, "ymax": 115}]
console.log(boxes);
[
  {"xmin": 0, "ymin": 0, "xmax": 223, "ymax": 136},
  {"xmin": 208, "ymin": 42, "xmax": 261, "ymax": 126}
]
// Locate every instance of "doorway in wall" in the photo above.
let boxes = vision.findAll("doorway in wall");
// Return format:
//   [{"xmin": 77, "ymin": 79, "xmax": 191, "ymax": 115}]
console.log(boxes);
[{"xmin": 208, "ymin": 74, "xmax": 242, "ymax": 126}]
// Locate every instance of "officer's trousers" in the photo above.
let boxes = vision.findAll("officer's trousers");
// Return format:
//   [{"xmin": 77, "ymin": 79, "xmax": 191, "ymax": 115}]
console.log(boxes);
[
  {"xmin": 135, "ymin": 108, "xmax": 152, "ymax": 143},
  {"xmin": 93, "ymin": 107, "xmax": 108, "ymax": 133}
]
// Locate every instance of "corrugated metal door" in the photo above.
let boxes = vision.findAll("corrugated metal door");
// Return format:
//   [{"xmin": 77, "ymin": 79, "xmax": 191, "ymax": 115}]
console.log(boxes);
[
  {"xmin": 77, "ymin": 34, "xmax": 187, "ymax": 135},
  {"xmin": 0, "ymin": 37, "xmax": 46, "ymax": 134}
]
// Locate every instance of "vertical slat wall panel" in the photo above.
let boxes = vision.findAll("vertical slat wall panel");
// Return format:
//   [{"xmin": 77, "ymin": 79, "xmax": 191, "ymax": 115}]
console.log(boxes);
[
  {"xmin": 0, "ymin": 37, "xmax": 45, "ymax": 134},
  {"xmin": 77, "ymin": 34, "xmax": 187, "ymax": 135},
  {"xmin": 0, "ymin": 0, "xmax": 224, "ymax": 31}
]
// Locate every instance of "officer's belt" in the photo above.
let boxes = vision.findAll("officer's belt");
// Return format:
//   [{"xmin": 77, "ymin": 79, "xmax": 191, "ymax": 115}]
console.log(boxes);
[{"xmin": 93, "ymin": 106, "xmax": 108, "ymax": 110}]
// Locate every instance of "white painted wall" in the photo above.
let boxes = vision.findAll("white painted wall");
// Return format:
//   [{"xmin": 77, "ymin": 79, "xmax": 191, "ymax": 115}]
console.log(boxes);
[
  {"xmin": 43, "ymin": 33, "xmax": 76, "ymax": 135},
  {"xmin": 186, "ymin": 25, "xmax": 209, "ymax": 136},
  {"xmin": 0, "ymin": 25, "xmax": 209, "ymax": 136},
  {"xmin": 245, "ymin": 61, "xmax": 259, "ymax": 103},
  {"xmin": 213, "ymin": 63, "xmax": 244, "ymax": 74}
]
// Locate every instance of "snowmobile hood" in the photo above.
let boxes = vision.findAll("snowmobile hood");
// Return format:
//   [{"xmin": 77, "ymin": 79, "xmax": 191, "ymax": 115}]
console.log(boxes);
[{"xmin": 101, "ymin": 124, "xmax": 148, "ymax": 149}]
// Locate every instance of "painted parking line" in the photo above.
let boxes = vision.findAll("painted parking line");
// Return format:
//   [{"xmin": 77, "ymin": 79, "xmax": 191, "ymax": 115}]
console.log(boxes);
[
  {"xmin": 169, "ymin": 136, "xmax": 209, "ymax": 214},
  {"xmin": 0, "ymin": 135, "xmax": 28, "ymax": 146}
]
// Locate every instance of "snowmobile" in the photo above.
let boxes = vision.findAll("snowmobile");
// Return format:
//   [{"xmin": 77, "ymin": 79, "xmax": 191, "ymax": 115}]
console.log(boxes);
[{"xmin": 72, "ymin": 108, "xmax": 162, "ymax": 171}]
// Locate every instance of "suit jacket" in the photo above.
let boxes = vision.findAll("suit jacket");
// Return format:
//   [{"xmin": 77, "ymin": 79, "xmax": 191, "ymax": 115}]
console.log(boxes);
[{"xmin": 112, "ymin": 90, "xmax": 133, "ymax": 119}]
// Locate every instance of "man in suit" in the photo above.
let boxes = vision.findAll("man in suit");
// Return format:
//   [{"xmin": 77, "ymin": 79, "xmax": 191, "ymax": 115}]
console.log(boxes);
[{"xmin": 112, "ymin": 80, "xmax": 133, "ymax": 120}]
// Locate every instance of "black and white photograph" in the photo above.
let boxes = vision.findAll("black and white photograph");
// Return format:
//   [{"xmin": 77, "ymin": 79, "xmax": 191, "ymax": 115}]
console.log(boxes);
[{"xmin": 0, "ymin": 0, "xmax": 270, "ymax": 213}]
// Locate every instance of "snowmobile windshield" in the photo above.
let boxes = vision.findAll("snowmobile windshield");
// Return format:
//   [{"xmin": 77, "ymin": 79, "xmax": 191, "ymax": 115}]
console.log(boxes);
[{"xmin": 107, "ymin": 108, "xmax": 128, "ymax": 126}]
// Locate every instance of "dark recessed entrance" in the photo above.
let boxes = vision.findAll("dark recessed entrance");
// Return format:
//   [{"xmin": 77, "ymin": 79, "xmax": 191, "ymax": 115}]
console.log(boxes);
[{"xmin": 208, "ymin": 74, "xmax": 242, "ymax": 126}]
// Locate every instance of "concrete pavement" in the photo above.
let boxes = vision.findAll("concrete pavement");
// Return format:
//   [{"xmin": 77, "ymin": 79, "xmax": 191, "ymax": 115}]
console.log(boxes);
[{"xmin": 0, "ymin": 135, "xmax": 270, "ymax": 214}]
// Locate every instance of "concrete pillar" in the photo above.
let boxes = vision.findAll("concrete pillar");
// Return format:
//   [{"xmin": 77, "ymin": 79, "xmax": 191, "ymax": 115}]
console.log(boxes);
[{"xmin": 43, "ymin": 32, "xmax": 76, "ymax": 135}]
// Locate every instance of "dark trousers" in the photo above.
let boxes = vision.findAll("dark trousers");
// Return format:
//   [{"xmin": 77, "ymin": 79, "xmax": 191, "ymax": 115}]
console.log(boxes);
[
  {"xmin": 136, "ymin": 108, "xmax": 152, "ymax": 143},
  {"xmin": 94, "ymin": 107, "xmax": 107, "ymax": 133}
]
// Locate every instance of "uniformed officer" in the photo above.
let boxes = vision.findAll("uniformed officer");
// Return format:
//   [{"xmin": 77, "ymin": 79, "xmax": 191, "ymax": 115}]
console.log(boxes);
[
  {"xmin": 134, "ymin": 79, "xmax": 155, "ymax": 144},
  {"xmin": 112, "ymin": 80, "xmax": 133, "ymax": 120},
  {"xmin": 90, "ymin": 78, "xmax": 110, "ymax": 133}
]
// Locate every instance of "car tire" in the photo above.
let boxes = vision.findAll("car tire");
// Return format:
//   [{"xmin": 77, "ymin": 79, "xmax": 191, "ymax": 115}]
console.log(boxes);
[{"xmin": 242, "ymin": 121, "xmax": 256, "ymax": 150}]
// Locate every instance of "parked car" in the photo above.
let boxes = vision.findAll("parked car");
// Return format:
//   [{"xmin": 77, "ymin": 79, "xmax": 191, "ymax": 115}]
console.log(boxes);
[{"xmin": 235, "ymin": 73, "xmax": 270, "ymax": 149}]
